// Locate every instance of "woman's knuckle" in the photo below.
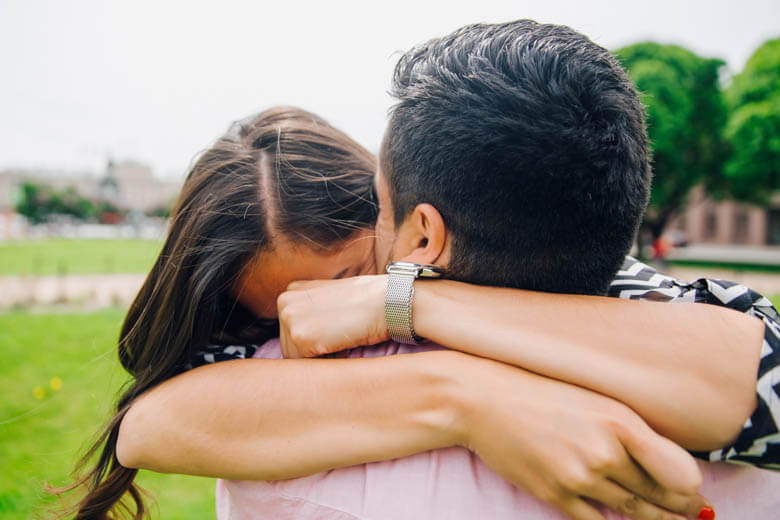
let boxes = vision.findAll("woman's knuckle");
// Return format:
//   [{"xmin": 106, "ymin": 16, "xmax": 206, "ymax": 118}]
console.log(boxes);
[
  {"xmin": 685, "ymin": 470, "xmax": 703, "ymax": 494},
  {"xmin": 278, "ymin": 306, "xmax": 293, "ymax": 323},
  {"xmin": 277, "ymin": 292, "xmax": 291, "ymax": 309},
  {"xmin": 286, "ymin": 280, "xmax": 304, "ymax": 291},
  {"xmin": 560, "ymin": 468, "xmax": 593, "ymax": 493},
  {"xmin": 289, "ymin": 327, "xmax": 309, "ymax": 346},
  {"xmin": 645, "ymin": 480, "xmax": 666, "ymax": 503},
  {"xmin": 312, "ymin": 340, "xmax": 328, "ymax": 356},
  {"xmin": 585, "ymin": 446, "xmax": 619, "ymax": 472},
  {"xmin": 616, "ymin": 494, "xmax": 642, "ymax": 514},
  {"xmin": 537, "ymin": 486, "xmax": 565, "ymax": 507}
]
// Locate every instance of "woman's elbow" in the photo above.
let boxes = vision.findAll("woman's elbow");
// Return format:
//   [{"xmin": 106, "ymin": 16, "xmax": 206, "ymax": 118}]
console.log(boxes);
[
  {"xmin": 688, "ymin": 357, "xmax": 761, "ymax": 451},
  {"xmin": 116, "ymin": 402, "xmax": 148, "ymax": 469},
  {"xmin": 701, "ymin": 311, "xmax": 764, "ymax": 449},
  {"xmin": 698, "ymin": 391, "xmax": 757, "ymax": 452}
]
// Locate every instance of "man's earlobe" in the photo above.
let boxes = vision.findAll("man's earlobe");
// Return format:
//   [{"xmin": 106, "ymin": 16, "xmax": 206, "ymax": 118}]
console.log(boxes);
[{"xmin": 399, "ymin": 203, "xmax": 449, "ymax": 265}]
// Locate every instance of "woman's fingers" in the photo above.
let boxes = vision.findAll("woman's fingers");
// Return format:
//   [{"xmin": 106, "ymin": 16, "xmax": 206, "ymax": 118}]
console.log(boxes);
[
  {"xmin": 587, "ymin": 479, "xmax": 688, "ymax": 520},
  {"xmin": 278, "ymin": 275, "xmax": 389, "ymax": 358},
  {"xmin": 617, "ymin": 419, "xmax": 710, "ymax": 518},
  {"xmin": 607, "ymin": 456, "xmax": 709, "ymax": 518},
  {"xmin": 619, "ymin": 419, "xmax": 702, "ymax": 494},
  {"xmin": 558, "ymin": 497, "xmax": 607, "ymax": 520}
]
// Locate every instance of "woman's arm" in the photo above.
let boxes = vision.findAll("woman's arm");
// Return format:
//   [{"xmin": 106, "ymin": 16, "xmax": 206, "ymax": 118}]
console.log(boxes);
[
  {"xmin": 413, "ymin": 280, "xmax": 763, "ymax": 451},
  {"xmin": 118, "ymin": 353, "xmax": 461, "ymax": 480},
  {"xmin": 277, "ymin": 272, "xmax": 766, "ymax": 453},
  {"xmin": 117, "ymin": 350, "xmax": 708, "ymax": 519}
]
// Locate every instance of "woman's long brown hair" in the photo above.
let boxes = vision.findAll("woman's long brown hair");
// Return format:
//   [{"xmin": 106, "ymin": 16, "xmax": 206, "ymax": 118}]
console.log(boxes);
[{"xmin": 54, "ymin": 106, "xmax": 377, "ymax": 519}]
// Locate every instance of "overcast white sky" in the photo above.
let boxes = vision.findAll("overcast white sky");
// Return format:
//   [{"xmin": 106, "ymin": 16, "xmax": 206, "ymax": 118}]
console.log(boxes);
[{"xmin": 1, "ymin": 0, "xmax": 778, "ymax": 179}]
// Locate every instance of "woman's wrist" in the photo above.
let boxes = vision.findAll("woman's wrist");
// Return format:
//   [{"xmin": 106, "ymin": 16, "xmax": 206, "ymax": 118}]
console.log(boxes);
[
  {"xmin": 434, "ymin": 351, "xmax": 476, "ymax": 448},
  {"xmin": 426, "ymin": 349, "xmax": 509, "ymax": 450},
  {"xmin": 405, "ymin": 349, "xmax": 483, "ymax": 450}
]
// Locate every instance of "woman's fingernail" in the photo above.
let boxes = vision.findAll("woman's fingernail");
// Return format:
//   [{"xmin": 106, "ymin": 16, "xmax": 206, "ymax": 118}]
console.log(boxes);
[{"xmin": 697, "ymin": 506, "xmax": 715, "ymax": 520}]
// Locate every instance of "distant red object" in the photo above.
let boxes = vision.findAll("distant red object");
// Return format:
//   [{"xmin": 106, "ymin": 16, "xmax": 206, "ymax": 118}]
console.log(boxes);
[
  {"xmin": 652, "ymin": 237, "xmax": 670, "ymax": 260},
  {"xmin": 99, "ymin": 212, "xmax": 123, "ymax": 225}
]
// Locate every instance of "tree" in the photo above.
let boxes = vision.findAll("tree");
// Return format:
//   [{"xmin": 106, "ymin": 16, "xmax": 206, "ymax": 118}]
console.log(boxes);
[
  {"xmin": 14, "ymin": 181, "xmax": 105, "ymax": 222},
  {"xmin": 614, "ymin": 43, "xmax": 728, "ymax": 241},
  {"xmin": 724, "ymin": 37, "xmax": 780, "ymax": 203},
  {"xmin": 15, "ymin": 182, "xmax": 47, "ymax": 224}
]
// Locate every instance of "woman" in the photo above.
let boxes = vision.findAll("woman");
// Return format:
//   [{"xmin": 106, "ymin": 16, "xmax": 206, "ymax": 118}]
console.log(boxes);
[
  {"xmin": 62, "ymin": 106, "xmax": 378, "ymax": 519},
  {"xmin": 68, "ymin": 106, "xmax": 774, "ymax": 519}
]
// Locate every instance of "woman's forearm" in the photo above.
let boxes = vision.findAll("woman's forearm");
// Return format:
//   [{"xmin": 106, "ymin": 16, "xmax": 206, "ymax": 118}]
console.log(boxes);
[
  {"xmin": 117, "ymin": 352, "xmax": 464, "ymax": 479},
  {"xmin": 117, "ymin": 349, "xmax": 708, "ymax": 517},
  {"xmin": 413, "ymin": 279, "xmax": 764, "ymax": 451}
]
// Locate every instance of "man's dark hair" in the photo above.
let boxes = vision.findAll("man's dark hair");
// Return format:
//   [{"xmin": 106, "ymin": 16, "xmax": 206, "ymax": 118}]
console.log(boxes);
[{"xmin": 382, "ymin": 20, "xmax": 650, "ymax": 295}]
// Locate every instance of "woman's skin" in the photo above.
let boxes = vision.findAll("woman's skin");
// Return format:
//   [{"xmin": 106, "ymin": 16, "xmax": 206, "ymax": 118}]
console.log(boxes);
[
  {"xmin": 116, "ymin": 225, "xmax": 766, "ymax": 519},
  {"xmin": 278, "ymin": 276, "xmax": 763, "ymax": 451},
  {"xmin": 119, "ymin": 350, "xmax": 708, "ymax": 520}
]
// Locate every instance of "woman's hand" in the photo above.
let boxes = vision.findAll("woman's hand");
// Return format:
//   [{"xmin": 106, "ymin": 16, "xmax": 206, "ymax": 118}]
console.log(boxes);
[
  {"xmin": 278, "ymin": 276, "xmax": 389, "ymax": 358},
  {"xmin": 455, "ymin": 354, "xmax": 711, "ymax": 520}
]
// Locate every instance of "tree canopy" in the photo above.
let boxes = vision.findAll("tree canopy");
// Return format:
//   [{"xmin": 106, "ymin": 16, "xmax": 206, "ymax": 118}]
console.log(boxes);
[
  {"xmin": 14, "ymin": 182, "xmax": 119, "ymax": 224},
  {"xmin": 724, "ymin": 37, "xmax": 780, "ymax": 203},
  {"xmin": 615, "ymin": 42, "xmax": 728, "ymax": 238}
]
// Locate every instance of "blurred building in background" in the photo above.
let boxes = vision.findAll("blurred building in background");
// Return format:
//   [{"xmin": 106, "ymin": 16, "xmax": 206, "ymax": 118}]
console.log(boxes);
[
  {"xmin": 0, "ymin": 160, "xmax": 181, "ymax": 239},
  {"xmin": 0, "ymin": 160, "xmax": 180, "ymax": 212},
  {"xmin": 667, "ymin": 187, "xmax": 780, "ymax": 246},
  {"xmin": 100, "ymin": 160, "xmax": 181, "ymax": 212}
]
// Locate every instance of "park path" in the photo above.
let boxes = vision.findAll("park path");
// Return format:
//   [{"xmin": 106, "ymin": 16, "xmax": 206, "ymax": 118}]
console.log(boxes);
[
  {"xmin": 0, "ymin": 274, "xmax": 145, "ymax": 310},
  {"xmin": 0, "ymin": 267, "xmax": 778, "ymax": 311}
]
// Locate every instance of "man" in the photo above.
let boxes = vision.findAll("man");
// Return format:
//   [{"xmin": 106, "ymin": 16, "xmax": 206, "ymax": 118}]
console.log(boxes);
[
  {"xmin": 119, "ymin": 19, "xmax": 780, "ymax": 520},
  {"xmin": 267, "ymin": 19, "xmax": 780, "ymax": 518}
]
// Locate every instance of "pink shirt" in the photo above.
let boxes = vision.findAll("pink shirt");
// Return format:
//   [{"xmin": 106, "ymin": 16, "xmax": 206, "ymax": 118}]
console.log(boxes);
[{"xmin": 215, "ymin": 339, "xmax": 780, "ymax": 519}]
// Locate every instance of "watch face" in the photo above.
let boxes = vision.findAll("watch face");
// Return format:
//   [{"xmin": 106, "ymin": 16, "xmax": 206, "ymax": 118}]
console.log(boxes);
[{"xmin": 386, "ymin": 261, "xmax": 444, "ymax": 278}]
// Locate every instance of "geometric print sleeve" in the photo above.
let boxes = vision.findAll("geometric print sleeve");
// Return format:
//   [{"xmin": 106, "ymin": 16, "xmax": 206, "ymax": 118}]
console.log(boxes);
[
  {"xmin": 609, "ymin": 256, "xmax": 780, "ymax": 470},
  {"xmin": 185, "ymin": 343, "xmax": 259, "ymax": 370}
]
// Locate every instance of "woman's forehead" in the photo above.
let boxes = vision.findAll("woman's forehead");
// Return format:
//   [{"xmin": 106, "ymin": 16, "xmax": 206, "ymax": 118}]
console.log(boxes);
[{"xmin": 235, "ymin": 229, "xmax": 376, "ymax": 318}]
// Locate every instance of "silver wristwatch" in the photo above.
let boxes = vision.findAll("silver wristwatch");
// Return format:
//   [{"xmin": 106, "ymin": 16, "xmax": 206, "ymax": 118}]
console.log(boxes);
[{"xmin": 385, "ymin": 261, "xmax": 444, "ymax": 344}]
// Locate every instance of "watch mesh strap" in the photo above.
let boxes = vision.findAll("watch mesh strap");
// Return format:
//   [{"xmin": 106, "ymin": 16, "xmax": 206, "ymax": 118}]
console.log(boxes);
[{"xmin": 385, "ymin": 272, "xmax": 422, "ymax": 344}]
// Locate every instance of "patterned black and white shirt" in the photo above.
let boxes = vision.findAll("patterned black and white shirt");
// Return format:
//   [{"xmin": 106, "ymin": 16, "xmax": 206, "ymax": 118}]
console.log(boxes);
[
  {"xmin": 193, "ymin": 256, "xmax": 780, "ymax": 470},
  {"xmin": 610, "ymin": 257, "xmax": 779, "ymax": 470}
]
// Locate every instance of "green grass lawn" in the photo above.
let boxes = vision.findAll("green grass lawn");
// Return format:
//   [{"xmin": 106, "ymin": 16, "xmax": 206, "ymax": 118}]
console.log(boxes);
[
  {"xmin": 669, "ymin": 259, "xmax": 780, "ymax": 274},
  {"xmin": 0, "ymin": 309, "xmax": 214, "ymax": 519},
  {"xmin": 0, "ymin": 239, "xmax": 162, "ymax": 276}
]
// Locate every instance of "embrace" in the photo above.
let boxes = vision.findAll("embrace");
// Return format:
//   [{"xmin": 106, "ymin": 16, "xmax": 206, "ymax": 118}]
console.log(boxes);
[{"xmin": 65, "ymin": 19, "xmax": 780, "ymax": 520}]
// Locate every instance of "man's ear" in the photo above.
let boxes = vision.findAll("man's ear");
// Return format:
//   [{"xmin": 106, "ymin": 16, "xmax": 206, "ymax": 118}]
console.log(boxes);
[{"xmin": 396, "ymin": 203, "xmax": 450, "ymax": 265}]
